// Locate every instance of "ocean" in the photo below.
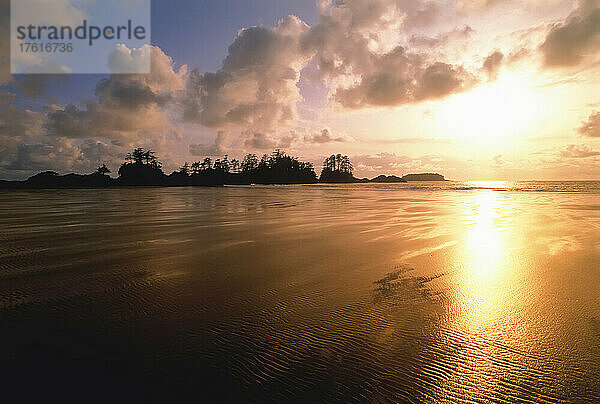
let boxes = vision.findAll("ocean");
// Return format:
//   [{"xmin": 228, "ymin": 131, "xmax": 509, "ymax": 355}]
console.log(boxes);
[{"xmin": 1, "ymin": 182, "xmax": 599, "ymax": 402}]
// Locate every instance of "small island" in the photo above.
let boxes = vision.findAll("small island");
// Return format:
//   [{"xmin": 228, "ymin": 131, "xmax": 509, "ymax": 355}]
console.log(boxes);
[
  {"xmin": 401, "ymin": 173, "xmax": 446, "ymax": 181},
  {"xmin": 0, "ymin": 148, "xmax": 446, "ymax": 189},
  {"xmin": 370, "ymin": 175, "xmax": 408, "ymax": 183}
]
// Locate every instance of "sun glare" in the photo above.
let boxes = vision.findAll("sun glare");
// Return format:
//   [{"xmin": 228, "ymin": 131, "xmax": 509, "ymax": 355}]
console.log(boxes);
[
  {"xmin": 437, "ymin": 70, "xmax": 544, "ymax": 143},
  {"xmin": 455, "ymin": 190, "xmax": 511, "ymax": 332},
  {"xmin": 466, "ymin": 191, "xmax": 504, "ymax": 282}
]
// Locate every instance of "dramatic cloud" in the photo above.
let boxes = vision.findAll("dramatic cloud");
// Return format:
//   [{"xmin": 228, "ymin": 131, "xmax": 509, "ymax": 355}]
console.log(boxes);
[
  {"xmin": 5, "ymin": 139, "xmax": 86, "ymax": 172},
  {"xmin": 184, "ymin": 16, "xmax": 311, "ymax": 132},
  {"xmin": 304, "ymin": 0, "xmax": 477, "ymax": 109},
  {"xmin": 540, "ymin": 0, "xmax": 600, "ymax": 67},
  {"xmin": 560, "ymin": 144, "xmax": 600, "ymax": 158},
  {"xmin": 1, "ymin": 46, "xmax": 187, "ymax": 177},
  {"xmin": 333, "ymin": 51, "xmax": 475, "ymax": 108},
  {"xmin": 0, "ymin": 92, "xmax": 46, "ymax": 167},
  {"xmin": 45, "ymin": 45, "xmax": 185, "ymax": 142},
  {"xmin": 2, "ymin": 0, "xmax": 599, "ymax": 179},
  {"xmin": 578, "ymin": 110, "xmax": 600, "ymax": 137},
  {"xmin": 182, "ymin": 0, "xmax": 479, "ymax": 132},
  {"xmin": 0, "ymin": 91, "xmax": 102, "ymax": 177},
  {"xmin": 189, "ymin": 131, "xmax": 229, "ymax": 156},
  {"xmin": 94, "ymin": 78, "xmax": 169, "ymax": 111}
]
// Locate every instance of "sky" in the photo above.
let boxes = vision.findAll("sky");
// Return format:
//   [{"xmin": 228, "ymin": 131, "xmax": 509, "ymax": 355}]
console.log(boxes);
[{"xmin": 1, "ymin": 0, "xmax": 600, "ymax": 180}]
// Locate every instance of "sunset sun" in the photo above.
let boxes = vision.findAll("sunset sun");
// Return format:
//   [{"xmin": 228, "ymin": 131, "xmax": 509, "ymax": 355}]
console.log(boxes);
[{"xmin": 438, "ymin": 70, "xmax": 544, "ymax": 143}]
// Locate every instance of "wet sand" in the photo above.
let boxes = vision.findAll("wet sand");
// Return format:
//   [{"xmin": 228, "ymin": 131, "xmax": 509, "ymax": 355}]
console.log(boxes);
[{"xmin": 1, "ymin": 185, "xmax": 599, "ymax": 402}]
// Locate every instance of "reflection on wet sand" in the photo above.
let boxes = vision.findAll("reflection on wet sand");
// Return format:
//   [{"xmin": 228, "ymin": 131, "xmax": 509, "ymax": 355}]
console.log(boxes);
[
  {"xmin": 0, "ymin": 186, "xmax": 599, "ymax": 402},
  {"xmin": 459, "ymin": 190, "xmax": 510, "ymax": 331}
]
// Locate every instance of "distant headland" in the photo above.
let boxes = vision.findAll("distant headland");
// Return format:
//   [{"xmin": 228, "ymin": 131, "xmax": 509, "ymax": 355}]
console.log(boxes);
[{"xmin": 0, "ymin": 148, "xmax": 446, "ymax": 189}]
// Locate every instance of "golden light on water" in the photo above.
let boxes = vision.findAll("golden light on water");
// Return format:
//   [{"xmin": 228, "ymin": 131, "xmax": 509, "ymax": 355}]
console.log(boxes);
[
  {"xmin": 456, "ymin": 189, "xmax": 513, "ymax": 333},
  {"xmin": 467, "ymin": 191, "xmax": 504, "ymax": 282},
  {"xmin": 441, "ymin": 189, "xmax": 524, "ymax": 397}
]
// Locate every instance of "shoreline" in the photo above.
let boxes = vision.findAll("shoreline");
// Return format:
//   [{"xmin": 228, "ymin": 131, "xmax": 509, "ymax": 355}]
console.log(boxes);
[{"xmin": 0, "ymin": 173, "xmax": 448, "ymax": 190}]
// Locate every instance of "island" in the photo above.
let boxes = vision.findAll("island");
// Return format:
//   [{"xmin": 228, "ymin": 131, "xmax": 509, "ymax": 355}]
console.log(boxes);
[
  {"xmin": 401, "ymin": 173, "xmax": 446, "ymax": 181},
  {"xmin": 370, "ymin": 175, "xmax": 407, "ymax": 183},
  {"xmin": 0, "ymin": 148, "xmax": 446, "ymax": 189}
]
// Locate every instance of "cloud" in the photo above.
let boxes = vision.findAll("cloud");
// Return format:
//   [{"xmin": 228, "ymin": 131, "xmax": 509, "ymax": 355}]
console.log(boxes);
[
  {"xmin": 304, "ymin": 129, "xmax": 347, "ymax": 143},
  {"xmin": 181, "ymin": 0, "xmax": 478, "ymax": 134},
  {"xmin": 482, "ymin": 51, "xmax": 504, "ymax": 81},
  {"xmin": 0, "ymin": 92, "xmax": 107, "ymax": 176},
  {"xmin": 560, "ymin": 144, "xmax": 600, "ymax": 158},
  {"xmin": 94, "ymin": 77, "xmax": 170, "ymax": 110},
  {"xmin": 370, "ymin": 136, "xmax": 449, "ymax": 144},
  {"xmin": 0, "ymin": 0, "xmax": 91, "ymax": 97},
  {"xmin": 305, "ymin": 1, "xmax": 478, "ymax": 109},
  {"xmin": 578, "ymin": 110, "xmax": 600, "ymax": 137},
  {"xmin": 15, "ymin": 75, "xmax": 70, "ymax": 98},
  {"xmin": 5, "ymin": 139, "xmax": 85, "ymax": 172},
  {"xmin": 414, "ymin": 62, "xmax": 475, "ymax": 101},
  {"xmin": 278, "ymin": 132, "xmax": 299, "ymax": 148},
  {"xmin": 398, "ymin": 0, "xmax": 444, "ymax": 30},
  {"xmin": 332, "ymin": 50, "xmax": 476, "ymax": 109},
  {"xmin": 184, "ymin": 16, "xmax": 311, "ymax": 132},
  {"xmin": 107, "ymin": 44, "xmax": 151, "ymax": 74},
  {"xmin": 0, "ymin": 92, "xmax": 46, "ymax": 166},
  {"xmin": 1, "ymin": 46, "xmax": 187, "ymax": 177},
  {"xmin": 243, "ymin": 131, "xmax": 278, "ymax": 150},
  {"xmin": 189, "ymin": 131, "xmax": 229, "ymax": 156},
  {"xmin": 5, "ymin": 0, "xmax": 600, "ymax": 179},
  {"xmin": 9, "ymin": 0, "xmax": 87, "ymax": 76},
  {"xmin": 409, "ymin": 26, "xmax": 473, "ymax": 48},
  {"xmin": 350, "ymin": 152, "xmax": 448, "ymax": 176},
  {"xmin": 540, "ymin": 0, "xmax": 600, "ymax": 67},
  {"xmin": 44, "ymin": 45, "xmax": 185, "ymax": 141}
]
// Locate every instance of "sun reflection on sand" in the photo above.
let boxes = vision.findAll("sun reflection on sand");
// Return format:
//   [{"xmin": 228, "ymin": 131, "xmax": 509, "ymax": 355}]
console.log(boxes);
[
  {"xmin": 456, "ymin": 190, "xmax": 512, "ymax": 332},
  {"xmin": 437, "ymin": 190, "xmax": 529, "ymax": 400},
  {"xmin": 467, "ymin": 191, "xmax": 504, "ymax": 282}
]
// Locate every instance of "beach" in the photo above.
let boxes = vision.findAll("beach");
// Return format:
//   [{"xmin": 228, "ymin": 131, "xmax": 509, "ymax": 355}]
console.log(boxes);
[{"xmin": 1, "ymin": 183, "xmax": 599, "ymax": 402}]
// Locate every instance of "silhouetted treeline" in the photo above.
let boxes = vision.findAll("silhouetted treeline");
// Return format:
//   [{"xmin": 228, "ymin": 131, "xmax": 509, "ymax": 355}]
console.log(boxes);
[
  {"xmin": 0, "ymin": 148, "xmax": 318, "ymax": 188},
  {"xmin": 117, "ymin": 148, "xmax": 319, "ymax": 186},
  {"xmin": 320, "ymin": 154, "xmax": 356, "ymax": 183},
  {"xmin": 0, "ymin": 147, "xmax": 445, "ymax": 189}
]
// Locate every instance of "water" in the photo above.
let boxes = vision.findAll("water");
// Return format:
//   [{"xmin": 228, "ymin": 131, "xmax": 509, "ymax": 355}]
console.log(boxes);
[{"xmin": 1, "ymin": 182, "xmax": 599, "ymax": 402}]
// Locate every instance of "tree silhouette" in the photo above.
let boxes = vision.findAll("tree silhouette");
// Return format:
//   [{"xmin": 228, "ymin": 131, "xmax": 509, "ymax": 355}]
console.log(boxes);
[
  {"xmin": 3, "ymin": 146, "xmax": 429, "ymax": 189},
  {"xmin": 96, "ymin": 164, "xmax": 111, "ymax": 176},
  {"xmin": 320, "ymin": 154, "xmax": 354, "ymax": 182},
  {"xmin": 201, "ymin": 157, "xmax": 212, "ymax": 171},
  {"xmin": 241, "ymin": 154, "xmax": 259, "ymax": 172},
  {"xmin": 179, "ymin": 162, "xmax": 190, "ymax": 176},
  {"xmin": 125, "ymin": 148, "xmax": 160, "ymax": 167},
  {"xmin": 220, "ymin": 155, "xmax": 231, "ymax": 173},
  {"xmin": 230, "ymin": 159, "xmax": 240, "ymax": 173},
  {"xmin": 118, "ymin": 148, "xmax": 166, "ymax": 185},
  {"xmin": 1, "ymin": 146, "xmax": 436, "ymax": 188}
]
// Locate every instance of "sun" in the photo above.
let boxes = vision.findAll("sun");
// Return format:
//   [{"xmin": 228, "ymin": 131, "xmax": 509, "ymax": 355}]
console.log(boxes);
[{"xmin": 436, "ymin": 70, "xmax": 544, "ymax": 143}]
